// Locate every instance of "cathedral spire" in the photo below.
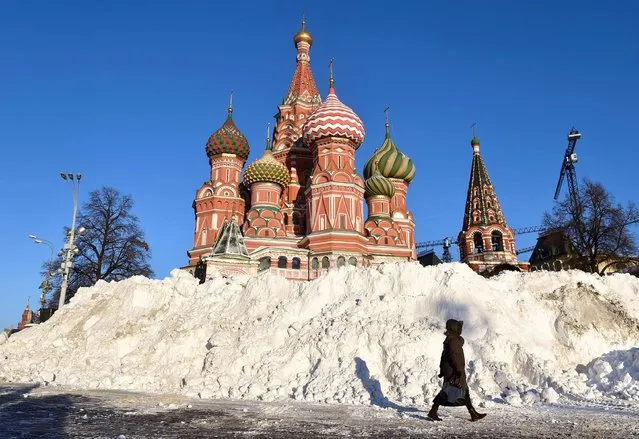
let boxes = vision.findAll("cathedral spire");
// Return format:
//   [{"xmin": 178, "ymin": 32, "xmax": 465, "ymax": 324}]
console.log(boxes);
[
  {"xmin": 285, "ymin": 18, "xmax": 320, "ymax": 106},
  {"xmin": 461, "ymin": 136, "xmax": 506, "ymax": 230}
]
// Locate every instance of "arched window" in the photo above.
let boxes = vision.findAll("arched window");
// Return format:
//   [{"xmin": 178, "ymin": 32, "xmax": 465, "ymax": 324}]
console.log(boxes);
[
  {"xmin": 258, "ymin": 257, "xmax": 271, "ymax": 271},
  {"xmin": 491, "ymin": 230, "xmax": 503, "ymax": 251},
  {"xmin": 473, "ymin": 232, "xmax": 483, "ymax": 253},
  {"xmin": 311, "ymin": 257, "xmax": 319, "ymax": 270},
  {"xmin": 321, "ymin": 256, "xmax": 330, "ymax": 269},
  {"xmin": 553, "ymin": 260, "xmax": 563, "ymax": 271},
  {"xmin": 337, "ymin": 256, "xmax": 346, "ymax": 267},
  {"xmin": 292, "ymin": 257, "xmax": 301, "ymax": 269},
  {"xmin": 278, "ymin": 256, "xmax": 287, "ymax": 268},
  {"xmin": 348, "ymin": 257, "xmax": 357, "ymax": 266}
]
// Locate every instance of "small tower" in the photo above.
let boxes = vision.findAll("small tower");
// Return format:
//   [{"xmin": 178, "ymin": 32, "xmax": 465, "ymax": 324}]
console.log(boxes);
[
  {"xmin": 243, "ymin": 125, "xmax": 290, "ymax": 239},
  {"xmin": 457, "ymin": 135, "xmax": 528, "ymax": 274},
  {"xmin": 188, "ymin": 94, "xmax": 250, "ymax": 266},
  {"xmin": 363, "ymin": 112, "xmax": 416, "ymax": 257}
]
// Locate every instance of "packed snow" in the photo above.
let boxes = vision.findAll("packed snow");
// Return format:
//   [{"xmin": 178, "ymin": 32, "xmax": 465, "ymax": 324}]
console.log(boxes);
[{"xmin": 1, "ymin": 262, "xmax": 638, "ymax": 409}]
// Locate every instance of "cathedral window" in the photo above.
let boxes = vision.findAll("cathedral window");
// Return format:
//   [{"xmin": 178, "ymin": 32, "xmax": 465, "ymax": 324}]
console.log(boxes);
[
  {"xmin": 320, "ymin": 215, "xmax": 326, "ymax": 230},
  {"xmin": 473, "ymin": 232, "xmax": 483, "ymax": 253},
  {"xmin": 321, "ymin": 256, "xmax": 330, "ymax": 269},
  {"xmin": 311, "ymin": 257, "xmax": 319, "ymax": 270},
  {"xmin": 473, "ymin": 199, "xmax": 479, "ymax": 210},
  {"xmin": 337, "ymin": 256, "xmax": 346, "ymax": 267},
  {"xmin": 491, "ymin": 231, "xmax": 503, "ymax": 251},
  {"xmin": 339, "ymin": 214, "xmax": 346, "ymax": 229},
  {"xmin": 292, "ymin": 257, "xmax": 301, "ymax": 269},
  {"xmin": 486, "ymin": 198, "xmax": 492, "ymax": 208},
  {"xmin": 277, "ymin": 256, "xmax": 287, "ymax": 268},
  {"xmin": 258, "ymin": 257, "xmax": 271, "ymax": 271},
  {"xmin": 267, "ymin": 192, "xmax": 271, "ymax": 202},
  {"xmin": 348, "ymin": 257, "xmax": 357, "ymax": 266},
  {"xmin": 226, "ymin": 169, "xmax": 230, "ymax": 182}
]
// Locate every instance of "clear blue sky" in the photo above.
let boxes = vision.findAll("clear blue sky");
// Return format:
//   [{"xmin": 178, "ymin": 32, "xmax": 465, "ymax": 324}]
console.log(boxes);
[{"xmin": 1, "ymin": 1, "xmax": 638, "ymax": 329}]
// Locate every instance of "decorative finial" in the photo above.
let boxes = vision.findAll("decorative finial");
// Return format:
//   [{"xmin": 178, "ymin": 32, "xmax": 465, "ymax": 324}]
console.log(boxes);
[
  {"xmin": 228, "ymin": 90, "xmax": 234, "ymax": 117},
  {"xmin": 265, "ymin": 123, "xmax": 272, "ymax": 150},
  {"xmin": 329, "ymin": 58, "xmax": 335, "ymax": 90},
  {"xmin": 301, "ymin": 13, "xmax": 306, "ymax": 30},
  {"xmin": 384, "ymin": 106, "xmax": 391, "ymax": 137},
  {"xmin": 470, "ymin": 123, "xmax": 480, "ymax": 151}
]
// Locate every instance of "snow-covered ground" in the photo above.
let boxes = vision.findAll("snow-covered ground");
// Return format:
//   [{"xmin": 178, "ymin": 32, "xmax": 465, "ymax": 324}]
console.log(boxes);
[
  {"xmin": 1, "ymin": 262, "xmax": 638, "ymax": 411},
  {"xmin": 2, "ymin": 384, "xmax": 639, "ymax": 438}
]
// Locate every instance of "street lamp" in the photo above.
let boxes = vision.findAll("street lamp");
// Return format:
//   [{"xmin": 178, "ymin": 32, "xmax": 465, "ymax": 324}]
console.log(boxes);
[
  {"xmin": 29, "ymin": 234, "xmax": 55, "ymax": 308},
  {"xmin": 59, "ymin": 172, "xmax": 82, "ymax": 308}
]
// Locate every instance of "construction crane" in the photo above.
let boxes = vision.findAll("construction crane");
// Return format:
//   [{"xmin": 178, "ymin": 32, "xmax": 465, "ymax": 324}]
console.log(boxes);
[
  {"xmin": 416, "ymin": 225, "xmax": 547, "ymax": 262},
  {"xmin": 554, "ymin": 128, "xmax": 582, "ymax": 205}
]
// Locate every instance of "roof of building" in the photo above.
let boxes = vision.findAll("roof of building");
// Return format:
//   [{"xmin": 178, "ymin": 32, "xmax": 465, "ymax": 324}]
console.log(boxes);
[
  {"xmin": 364, "ymin": 161, "xmax": 395, "ymax": 198},
  {"xmin": 363, "ymin": 123, "xmax": 415, "ymax": 183},
  {"xmin": 211, "ymin": 216, "xmax": 249, "ymax": 258},
  {"xmin": 206, "ymin": 108, "xmax": 250, "ymax": 161},
  {"xmin": 244, "ymin": 141, "xmax": 291, "ymax": 188},
  {"xmin": 302, "ymin": 78, "xmax": 365, "ymax": 148}
]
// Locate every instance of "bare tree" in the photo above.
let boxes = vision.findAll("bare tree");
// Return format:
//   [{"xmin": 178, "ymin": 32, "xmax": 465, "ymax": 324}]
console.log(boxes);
[
  {"xmin": 44, "ymin": 187, "xmax": 153, "ymax": 306},
  {"xmin": 543, "ymin": 179, "xmax": 639, "ymax": 274}
]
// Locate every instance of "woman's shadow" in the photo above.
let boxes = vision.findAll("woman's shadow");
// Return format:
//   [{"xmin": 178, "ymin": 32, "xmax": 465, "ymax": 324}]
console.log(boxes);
[{"xmin": 354, "ymin": 357, "xmax": 423, "ymax": 415}]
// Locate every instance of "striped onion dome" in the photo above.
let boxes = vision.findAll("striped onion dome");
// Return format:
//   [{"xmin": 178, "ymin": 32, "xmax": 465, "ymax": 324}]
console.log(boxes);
[
  {"xmin": 244, "ymin": 147, "xmax": 291, "ymax": 188},
  {"xmin": 364, "ymin": 162, "xmax": 395, "ymax": 199},
  {"xmin": 363, "ymin": 123, "xmax": 415, "ymax": 183},
  {"xmin": 206, "ymin": 108, "xmax": 250, "ymax": 161},
  {"xmin": 302, "ymin": 85, "xmax": 365, "ymax": 148}
]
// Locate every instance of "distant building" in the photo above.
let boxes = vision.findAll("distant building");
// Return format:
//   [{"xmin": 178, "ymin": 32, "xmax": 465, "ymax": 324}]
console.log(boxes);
[
  {"xmin": 17, "ymin": 302, "xmax": 37, "ymax": 331},
  {"xmin": 417, "ymin": 250, "xmax": 442, "ymax": 267},
  {"xmin": 528, "ymin": 229, "xmax": 580, "ymax": 271},
  {"xmin": 457, "ymin": 137, "xmax": 529, "ymax": 275},
  {"xmin": 184, "ymin": 22, "xmax": 417, "ymax": 281}
]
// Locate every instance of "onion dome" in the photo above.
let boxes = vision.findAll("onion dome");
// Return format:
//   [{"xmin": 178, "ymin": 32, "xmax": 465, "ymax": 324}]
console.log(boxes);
[
  {"xmin": 294, "ymin": 18, "xmax": 313, "ymax": 46},
  {"xmin": 206, "ymin": 105, "xmax": 250, "ymax": 161},
  {"xmin": 364, "ymin": 162, "xmax": 395, "ymax": 199},
  {"xmin": 302, "ymin": 66, "xmax": 365, "ymax": 148},
  {"xmin": 244, "ymin": 130, "xmax": 290, "ymax": 188},
  {"xmin": 363, "ymin": 122, "xmax": 415, "ymax": 183},
  {"xmin": 471, "ymin": 136, "xmax": 480, "ymax": 147}
]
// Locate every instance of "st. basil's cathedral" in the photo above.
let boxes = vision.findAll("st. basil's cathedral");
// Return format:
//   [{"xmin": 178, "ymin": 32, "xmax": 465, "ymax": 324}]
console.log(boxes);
[{"xmin": 184, "ymin": 21, "xmax": 527, "ymax": 281}]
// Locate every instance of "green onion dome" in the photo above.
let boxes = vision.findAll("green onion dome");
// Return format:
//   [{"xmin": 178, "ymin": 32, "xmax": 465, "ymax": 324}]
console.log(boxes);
[
  {"xmin": 364, "ymin": 162, "xmax": 396, "ymax": 199},
  {"xmin": 363, "ymin": 124, "xmax": 415, "ymax": 183},
  {"xmin": 471, "ymin": 136, "xmax": 480, "ymax": 147},
  {"xmin": 205, "ymin": 108, "xmax": 250, "ymax": 161},
  {"xmin": 243, "ymin": 148, "xmax": 291, "ymax": 188}
]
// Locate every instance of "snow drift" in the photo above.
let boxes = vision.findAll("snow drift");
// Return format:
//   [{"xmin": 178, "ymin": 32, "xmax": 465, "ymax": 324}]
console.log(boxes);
[{"xmin": 1, "ymin": 262, "xmax": 638, "ymax": 407}]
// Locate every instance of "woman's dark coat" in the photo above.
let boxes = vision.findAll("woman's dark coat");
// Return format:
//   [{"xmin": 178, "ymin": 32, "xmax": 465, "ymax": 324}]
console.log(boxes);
[{"xmin": 438, "ymin": 319, "xmax": 468, "ymax": 390}]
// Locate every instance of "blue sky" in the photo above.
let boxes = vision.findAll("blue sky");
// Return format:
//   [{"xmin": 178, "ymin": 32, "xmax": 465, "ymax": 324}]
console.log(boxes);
[{"xmin": 1, "ymin": 1, "xmax": 638, "ymax": 329}]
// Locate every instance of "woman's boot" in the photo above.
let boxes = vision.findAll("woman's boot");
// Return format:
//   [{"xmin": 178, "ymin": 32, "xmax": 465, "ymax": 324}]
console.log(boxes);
[
  {"xmin": 467, "ymin": 405, "xmax": 486, "ymax": 422},
  {"xmin": 427, "ymin": 403, "xmax": 442, "ymax": 421}
]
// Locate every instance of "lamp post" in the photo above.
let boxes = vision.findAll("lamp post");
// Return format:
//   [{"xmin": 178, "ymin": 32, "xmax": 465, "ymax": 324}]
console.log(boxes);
[
  {"xmin": 28, "ymin": 235, "xmax": 54, "ymax": 307},
  {"xmin": 59, "ymin": 172, "xmax": 83, "ymax": 308}
]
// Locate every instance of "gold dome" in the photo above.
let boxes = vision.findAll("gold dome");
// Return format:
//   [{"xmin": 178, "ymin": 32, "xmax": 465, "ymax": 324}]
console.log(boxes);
[
  {"xmin": 294, "ymin": 19, "xmax": 313, "ymax": 46},
  {"xmin": 244, "ymin": 149, "xmax": 291, "ymax": 188}
]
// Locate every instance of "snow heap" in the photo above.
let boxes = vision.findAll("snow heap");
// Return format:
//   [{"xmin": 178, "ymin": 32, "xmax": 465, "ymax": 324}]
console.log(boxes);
[{"xmin": 1, "ymin": 262, "xmax": 638, "ymax": 407}]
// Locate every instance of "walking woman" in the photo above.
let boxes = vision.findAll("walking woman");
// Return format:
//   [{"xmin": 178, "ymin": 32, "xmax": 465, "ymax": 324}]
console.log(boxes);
[{"xmin": 428, "ymin": 319, "xmax": 487, "ymax": 422}]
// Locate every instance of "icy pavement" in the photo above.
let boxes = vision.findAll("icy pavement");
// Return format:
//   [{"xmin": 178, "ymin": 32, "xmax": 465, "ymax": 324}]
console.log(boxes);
[{"xmin": 1, "ymin": 384, "xmax": 638, "ymax": 438}]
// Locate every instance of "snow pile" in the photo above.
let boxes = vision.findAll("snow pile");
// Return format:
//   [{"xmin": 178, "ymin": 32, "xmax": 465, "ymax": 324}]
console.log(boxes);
[
  {"xmin": 580, "ymin": 348, "xmax": 639, "ymax": 400},
  {"xmin": 1, "ymin": 262, "xmax": 638, "ymax": 407}
]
